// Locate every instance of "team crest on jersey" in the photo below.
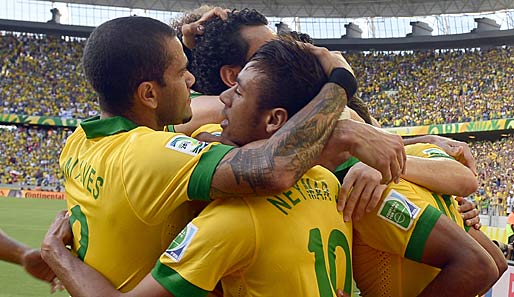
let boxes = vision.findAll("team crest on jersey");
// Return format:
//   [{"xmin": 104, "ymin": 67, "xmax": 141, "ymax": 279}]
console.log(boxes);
[
  {"xmin": 378, "ymin": 190, "xmax": 420, "ymax": 231},
  {"xmin": 422, "ymin": 148, "xmax": 450, "ymax": 159},
  {"xmin": 164, "ymin": 223, "xmax": 198, "ymax": 262},
  {"xmin": 165, "ymin": 135, "xmax": 209, "ymax": 156}
]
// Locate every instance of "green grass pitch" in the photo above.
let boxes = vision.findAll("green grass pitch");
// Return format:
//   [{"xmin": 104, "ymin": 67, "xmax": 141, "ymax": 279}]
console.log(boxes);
[{"xmin": 0, "ymin": 197, "xmax": 68, "ymax": 297}]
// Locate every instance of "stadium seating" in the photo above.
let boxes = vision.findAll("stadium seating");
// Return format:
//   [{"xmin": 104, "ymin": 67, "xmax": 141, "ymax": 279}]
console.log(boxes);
[{"xmin": 1, "ymin": 33, "xmax": 512, "ymax": 214}]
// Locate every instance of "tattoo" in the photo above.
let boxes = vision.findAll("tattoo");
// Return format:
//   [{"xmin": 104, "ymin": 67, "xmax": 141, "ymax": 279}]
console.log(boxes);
[{"xmin": 211, "ymin": 83, "xmax": 347, "ymax": 197}]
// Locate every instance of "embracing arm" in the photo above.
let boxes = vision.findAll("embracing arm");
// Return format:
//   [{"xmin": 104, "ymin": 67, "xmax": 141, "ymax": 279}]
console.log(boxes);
[
  {"xmin": 41, "ymin": 211, "xmax": 173, "ymax": 297},
  {"xmin": 418, "ymin": 215, "xmax": 499, "ymax": 297},
  {"xmin": 402, "ymin": 156, "xmax": 478, "ymax": 197},
  {"xmin": 210, "ymin": 82, "xmax": 347, "ymax": 198},
  {"xmin": 467, "ymin": 227, "xmax": 508, "ymax": 290},
  {"xmin": 0, "ymin": 229, "xmax": 55, "ymax": 283},
  {"xmin": 403, "ymin": 135, "xmax": 477, "ymax": 176},
  {"xmin": 173, "ymin": 96, "xmax": 225, "ymax": 135}
]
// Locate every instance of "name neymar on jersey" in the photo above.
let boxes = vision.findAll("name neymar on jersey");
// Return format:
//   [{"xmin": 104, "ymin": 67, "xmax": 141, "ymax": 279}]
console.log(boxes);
[{"xmin": 267, "ymin": 177, "xmax": 339, "ymax": 215}]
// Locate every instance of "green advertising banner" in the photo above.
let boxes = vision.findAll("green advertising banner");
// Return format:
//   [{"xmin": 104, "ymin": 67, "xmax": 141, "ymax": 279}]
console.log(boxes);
[
  {"xmin": 0, "ymin": 113, "xmax": 81, "ymax": 127},
  {"xmin": 384, "ymin": 118, "xmax": 514, "ymax": 136},
  {"xmin": 1, "ymin": 112, "xmax": 513, "ymax": 137}
]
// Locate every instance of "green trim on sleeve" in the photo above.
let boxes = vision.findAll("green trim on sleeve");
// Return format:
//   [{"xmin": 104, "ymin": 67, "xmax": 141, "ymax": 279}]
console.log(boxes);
[
  {"xmin": 464, "ymin": 225, "xmax": 471, "ymax": 232},
  {"xmin": 151, "ymin": 262, "xmax": 209, "ymax": 297},
  {"xmin": 187, "ymin": 144, "xmax": 234, "ymax": 201},
  {"xmin": 405, "ymin": 205, "xmax": 442, "ymax": 262},
  {"xmin": 431, "ymin": 193, "xmax": 448, "ymax": 216},
  {"xmin": 165, "ymin": 125, "xmax": 176, "ymax": 133}
]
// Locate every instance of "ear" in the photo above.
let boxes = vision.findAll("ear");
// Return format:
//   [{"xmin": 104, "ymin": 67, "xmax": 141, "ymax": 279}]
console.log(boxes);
[
  {"xmin": 220, "ymin": 65, "xmax": 242, "ymax": 88},
  {"xmin": 264, "ymin": 108, "xmax": 288, "ymax": 134},
  {"xmin": 136, "ymin": 81, "xmax": 158, "ymax": 110}
]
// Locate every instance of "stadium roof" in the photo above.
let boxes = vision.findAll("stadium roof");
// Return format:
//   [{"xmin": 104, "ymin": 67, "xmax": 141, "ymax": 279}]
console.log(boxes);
[{"xmin": 42, "ymin": 0, "xmax": 514, "ymax": 18}]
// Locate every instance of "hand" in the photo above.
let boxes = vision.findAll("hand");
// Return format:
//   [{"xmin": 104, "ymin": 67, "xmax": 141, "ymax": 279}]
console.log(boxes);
[
  {"xmin": 21, "ymin": 249, "xmax": 56, "ymax": 283},
  {"xmin": 332, "ymin": 120, "xmax": 406, "ymax": 184},
  {"xmin": 423, "ymin": 135, "xmax": 477, "ymax": 176},
  {"xmin": 336, "ymin": 289, "xmax": 351, "ymax": 297},
  {"xmin": 195, "ymin": 132, "xmax": 238, "ymax": 146},
  {"xmin": 456, "ymin": 196, "xmax": 481, "ymax": 230},
  {"xmin": 181, "ymin": 7, "xmax": 230, "ymax": 49},
  {"xmin": 41, "ymin": 210, "xmax": 73, "ymax": 263},
  {"xmin": 304, "ymin": 44, "xmax": 354, "ymax": 76},
  {"xmin": 339, "ymin": 162, "xmax": 387, "ymax": 221}
]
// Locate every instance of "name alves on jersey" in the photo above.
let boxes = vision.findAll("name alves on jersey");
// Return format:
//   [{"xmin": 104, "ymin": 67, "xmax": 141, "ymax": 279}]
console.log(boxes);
[{"xmin": 63, "ymin": 157, "xmax": 104, "ymax": 199}]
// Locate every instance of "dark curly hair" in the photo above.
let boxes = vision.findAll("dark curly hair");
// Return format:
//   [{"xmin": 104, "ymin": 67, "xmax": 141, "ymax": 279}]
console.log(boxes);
[{"xmin": 189, "ymin": 8, "xmax": 268, "ymax": 95}]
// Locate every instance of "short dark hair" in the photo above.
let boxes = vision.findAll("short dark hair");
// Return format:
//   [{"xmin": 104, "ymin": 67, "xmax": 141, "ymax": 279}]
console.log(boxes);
[
  {"xmin": 82, "ymin": 16, "xmax": 177, "ymax": 115},
  {"xmin": 189, "ymin": 8, "xmax": 268, "ymax": 95},
  {"xmin": 248, "ymin": 39, "xmax": 327, "ymax": 117}
]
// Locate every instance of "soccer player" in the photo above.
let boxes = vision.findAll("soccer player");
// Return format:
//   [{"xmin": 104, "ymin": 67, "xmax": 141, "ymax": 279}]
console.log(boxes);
[
  {"xmin": 172, "ymin": 8, "xmax": 479, "ymax": 218},
  {"xmin": 43, "ymin": 39, "xmax": 356, "ymax": 297},
  {"xmin": 57, "ymin": 13, "xmax": 407, "ymax": 293},
  {"xmin": 332, "ymin": 102, "xmax": 507, "ymax": 296},
  {"xmin": 0, "ymin": 229, "xmax": 56, "ymax": 283}
]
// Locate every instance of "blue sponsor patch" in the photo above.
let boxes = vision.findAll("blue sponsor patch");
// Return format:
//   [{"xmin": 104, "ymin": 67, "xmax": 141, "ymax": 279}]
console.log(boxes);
[
  {"xmin": 164, "ymin": 222, "xmax": 198, "ymax": 262},
  {"xmin": 378, "ymin": 190, "xmax": 421, "ymax": 230},
  {"xmin": 165, "ymin": 135, "xmax": 209, "ymax": 156}
]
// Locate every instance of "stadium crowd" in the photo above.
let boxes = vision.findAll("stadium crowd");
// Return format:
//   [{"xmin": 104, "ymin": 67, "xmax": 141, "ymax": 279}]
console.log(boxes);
[
  {"xmin": 0, "ymin": 126, "xmax": 69, "ymax": 191},
  {"xmin": 1, "ymin": 33, "xmax": 514, "ymax": 127},
  {"xmin": 1, "ymin": 32, "xmax": 513, "ymax": 213},
  {"xmin": 469, "ymin": 135, "xmax": 514, "ymax": 215},
  {"xmin": 346, "ymin": 48, "xmax": 514, "ymax": 127},
  {"xmin": 0, "ymin": 33, "xmax": 98, "ymax": 118}
]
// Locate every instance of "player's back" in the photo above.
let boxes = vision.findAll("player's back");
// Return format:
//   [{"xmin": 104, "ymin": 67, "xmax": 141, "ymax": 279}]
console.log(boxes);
[
  {"xmin": 60, "ymin": 118, "xmax": 212, "ymax": 291},
  {"xmin": 153, "ymin": 165, "xmax": 352, "ymax": 297}
]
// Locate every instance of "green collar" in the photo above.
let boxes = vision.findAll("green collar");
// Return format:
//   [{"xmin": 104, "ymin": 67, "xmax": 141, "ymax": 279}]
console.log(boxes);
[
  {"xmin": 334, "ymin": 156, "xmax": 360, "ymax": 173},
  {"xmin": 81, "ymin": 116, "xmax": 139, "ymax": 139}
]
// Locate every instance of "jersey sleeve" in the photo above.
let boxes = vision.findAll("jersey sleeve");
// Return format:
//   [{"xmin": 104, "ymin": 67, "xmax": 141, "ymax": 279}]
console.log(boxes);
[
  {"xmin": 151, "ymin": 199, "xmax": 256, "ymax": 296},
  {"xmin": 353, "ymin": 180, "xmax": 442, "ymax": 262},
  {"xmin": 123, "ymin": 131, "xmax": 233, "ymax": 224}
]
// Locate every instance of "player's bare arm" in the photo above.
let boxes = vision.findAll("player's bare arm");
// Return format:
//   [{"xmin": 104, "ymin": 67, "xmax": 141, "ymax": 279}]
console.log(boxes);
[
  {"xmin": 210, "ymin": 81, "xmax": 347, "ymax": 198},
  {"xmin": 417, "ymin": 215, "xmax": 499, "ymax": 297},
  {"xmin": 173, "ymin": 96, "xmax": 225, "ymax": 135},
  {"xmin": 401, "ymin": 155, "xmax": 477, "ymax": 196},
  {"xmin": 42, "ymin": 211, "xmax": 174, "ymax": 297},
  {"xmin": 331, "ymin": 141, "xmax": 475, "ymax": 221},
  {"xmin": 0, "ymin": 229, "xmax": 56, "ymax": 283},
  {"xmin": 403, "ymin": 135, "xmax": 477, "ymax": 175}
]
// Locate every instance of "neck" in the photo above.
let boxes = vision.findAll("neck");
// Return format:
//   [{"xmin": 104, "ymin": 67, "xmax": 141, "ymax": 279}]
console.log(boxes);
[{"xmin": 100, "ymin": 110, "xmax": 160, "ymax": 131}]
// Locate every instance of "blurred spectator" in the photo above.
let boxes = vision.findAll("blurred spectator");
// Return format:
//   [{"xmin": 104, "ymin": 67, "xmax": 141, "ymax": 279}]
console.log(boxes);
[
  {"xmin": 469, "ymin": 135, "xmax": 514, "ymax": 215},
  {"xmin": 0, "ymin": 32, "xmax": 99, "ymax": 119},
  {"xmin": 346, "ymin": 48, "xmax": 514, "ymax": 127},
  {"xmin": 1, "ymin": 32, "xmax": 513, "ymax": 126},
  {"xmin": 0, "ymin": 126, "xmax": 70, "ymax": 190}
]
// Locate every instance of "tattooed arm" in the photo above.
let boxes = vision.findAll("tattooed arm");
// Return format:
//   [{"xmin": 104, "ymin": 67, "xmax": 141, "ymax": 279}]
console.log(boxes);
[{"xmin": 210, "ymin": 82, "xmax": 347, "ymax": 198}]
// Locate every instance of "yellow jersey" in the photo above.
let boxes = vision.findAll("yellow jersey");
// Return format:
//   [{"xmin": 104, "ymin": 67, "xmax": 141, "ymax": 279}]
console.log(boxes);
[{"xmin": 60, "ymin": 116, "xmax": 233, "ymax": 291}]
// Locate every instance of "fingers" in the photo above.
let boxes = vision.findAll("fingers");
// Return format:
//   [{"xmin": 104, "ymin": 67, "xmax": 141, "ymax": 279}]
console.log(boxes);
[
  {"xmin": 197, "ymin": 7, "xmax": 229, "ymax": 23},
  {"xmin": 366, "ymin": 184, "xmax": 386, "ymax": 213},
  {"xmin": 461, "ymin": 208, "xmax": 479, "ymax": 221},
  {"xmin": 336, "ymin": 289, "xmax": 350, "ymax": 297},
  {"xmin": 337, "ymin": 188, "xmax": 348, "ymax": 212},
  {"xmin": 465, "ymin": 214, "xmax": 480, "ymax": 228},
  {"xmin": 347, "ymin": 181, "xmax": 366, "ymax": 221},
  {"xmin": 474, "ymin": 223, "xmax": 482, "ymax": 230},
  {"xmin": 182, "ymin": 7, "xmax": 230, "ymax": 49}
]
